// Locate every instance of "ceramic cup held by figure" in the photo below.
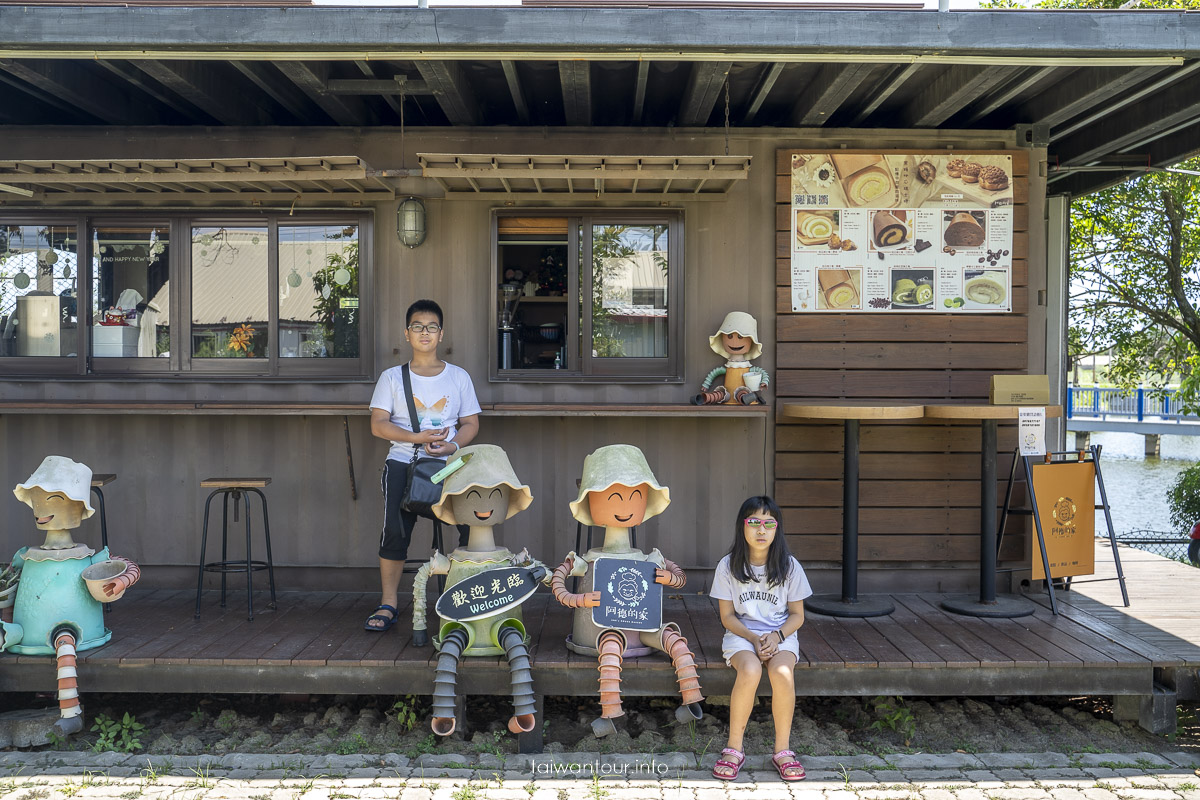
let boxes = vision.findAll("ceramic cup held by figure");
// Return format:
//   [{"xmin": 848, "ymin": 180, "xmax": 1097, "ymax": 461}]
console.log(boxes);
[
  {"xmin": 82, "ymin": 560, "xmax": 129, "ymax": 602},
  {"xmin": 743, "ymin": 372, "xmax": 762, "ymax": 391}
]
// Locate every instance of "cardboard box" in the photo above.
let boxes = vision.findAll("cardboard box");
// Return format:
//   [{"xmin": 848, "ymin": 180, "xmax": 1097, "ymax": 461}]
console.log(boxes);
[
  {"xmin": 93, "ymin": 324, "xmax": 140, "ymax": 358},
  {"xmin": 991, "ymin": 374, "xmax": 1050, "ymax": 405}
]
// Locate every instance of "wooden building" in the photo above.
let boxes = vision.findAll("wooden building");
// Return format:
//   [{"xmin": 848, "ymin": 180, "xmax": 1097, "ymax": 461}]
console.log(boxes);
[{"xmin": 1, "ymin": 3, "xmax": 1198, "ymax": 602}]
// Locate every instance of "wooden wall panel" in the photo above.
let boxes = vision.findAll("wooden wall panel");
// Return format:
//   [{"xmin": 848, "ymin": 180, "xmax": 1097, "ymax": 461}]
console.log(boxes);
[{"xmin": 773, "ymin": 145, "xmax": 1044, "ymax": 572}]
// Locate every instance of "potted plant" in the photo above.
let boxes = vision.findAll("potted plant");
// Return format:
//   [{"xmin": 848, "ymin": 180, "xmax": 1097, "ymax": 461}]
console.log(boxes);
[{"xmin": 0, "ymin": 562, "xmax": 20, "ymax": 621}]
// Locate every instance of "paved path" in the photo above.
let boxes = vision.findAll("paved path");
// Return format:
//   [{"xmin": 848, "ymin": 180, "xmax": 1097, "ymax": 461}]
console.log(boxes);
[{"xmin": 2, "ymin": 750, "xmax": 1198, "ymax": 800}]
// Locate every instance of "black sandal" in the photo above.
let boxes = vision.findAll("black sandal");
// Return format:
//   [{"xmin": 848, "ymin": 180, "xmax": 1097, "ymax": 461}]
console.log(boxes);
[{"xmin": 363, "ymin": 604, "xmax": 398, "ymax": 632}]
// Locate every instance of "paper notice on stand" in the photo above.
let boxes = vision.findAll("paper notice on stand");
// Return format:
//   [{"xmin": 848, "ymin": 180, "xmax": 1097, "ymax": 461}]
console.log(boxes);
[{"xmin": 1018, "ymin": 407, "xmax": 1046, "ymax": 456}]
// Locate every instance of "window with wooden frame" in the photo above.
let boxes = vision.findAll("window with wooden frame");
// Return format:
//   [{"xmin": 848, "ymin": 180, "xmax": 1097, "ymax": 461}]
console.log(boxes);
[
  {"xmin": 491, "ymin": 210, "xmax": 683, "ymax": 382},
  {"xmin": 0, "ymin": 212, "xmax": 371, "ymax": 379}
]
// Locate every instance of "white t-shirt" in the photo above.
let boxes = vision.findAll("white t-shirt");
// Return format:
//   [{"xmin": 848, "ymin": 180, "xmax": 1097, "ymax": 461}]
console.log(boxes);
[
  {"xmin": 709, "ymin": 554, "xmax": 813, "ymax": 635},
  {"xmin": 369, "ymin": 362, "xmax": 482, "ymax": 462}
]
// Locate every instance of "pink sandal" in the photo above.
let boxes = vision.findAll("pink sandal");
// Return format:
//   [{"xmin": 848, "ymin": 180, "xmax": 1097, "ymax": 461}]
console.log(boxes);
[
  {"xmin": 712, "ymin": 748, "xmax": 745, "ymax": 780},
  {"xmin": 772, "ymin": 750, "xmax": 806, "ymax": 781}
]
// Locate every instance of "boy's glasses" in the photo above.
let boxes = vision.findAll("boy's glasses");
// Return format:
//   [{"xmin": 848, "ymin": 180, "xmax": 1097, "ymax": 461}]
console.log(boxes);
[
  {"xmin": 745, "ymin": 517, "xmax": 778, "ymax": 530},
  {"xmin": 407, "ymin": 323, "xmax": 442, "ymax": 333}
]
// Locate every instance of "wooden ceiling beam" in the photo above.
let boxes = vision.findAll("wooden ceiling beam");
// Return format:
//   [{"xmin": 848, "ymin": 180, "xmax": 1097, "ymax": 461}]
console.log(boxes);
[
  {"xmin": 500, "ymin": 61, "xmax": 530, "ymax": 124},
  {"xmin": 0, "ymin": 71, "xmax": 93, "ymax": 123},
  {"xmin": 1020, "ymin": 65, "xmax": 1169, "ymax": 133},
  {"xmin": 1054, "ymin": 73, "xmax": 1200, "ymax": 167},
  {"xmin": 847, "ymin": 63, "xmax": 919, "ymax": 126},
  {"xmin": 134, "ymin": 60, "xmax": 269, "ymax": 125},
  {"xmin": 901, "ymin": 64, "xmax": 1020, "ymax": 128},
  {"xmin": 558, "ymin": 60, "xmax": 592, "ymax": 126},
  {"xmin": 352, "ymin": 61, "xmax": 404, "ymax": 121},
  {"xmin": 742, "ymin": 62, "xmax": 783, "ymax": 125},
  {"xmin": 95, "ymin": 59, "xmax": 211, "ymax": 123},
  {"xmin": 0, "ymin": 59, "xmax": 156, "ymax": 124},
  {"xmin": 1048, "ymin": 62, "xmax": 1200, "ymax": 143},
  {"xmin": 631, "ymin": 61, "xmax": 649, "ymax": 125},
  {"xmin": 232, "ymin": 61, "xmax": 328, "ymax": 123},
  {"xmin": 277, "ymin": 61, "xmax": 377, "ymax": 126},
  {"xmin": 792, "ymin": 62, "xmax": 873, "ymax": 127},
  {"xmin": 677, "ymin": 60, "xmax": 731, "ymax": 127},
  {"xmin": 414, "ymin": 60, "xmax": 479, "ymax": 126},
  {"xmin": 959, "ymin": 65, "xmax": 1058, "ymax": 126}
]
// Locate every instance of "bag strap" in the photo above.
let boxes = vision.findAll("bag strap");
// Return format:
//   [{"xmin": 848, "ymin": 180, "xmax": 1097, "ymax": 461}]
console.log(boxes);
[{"xmin": 401, "ymin": 363, "xmax": 422, "ymax": 464}]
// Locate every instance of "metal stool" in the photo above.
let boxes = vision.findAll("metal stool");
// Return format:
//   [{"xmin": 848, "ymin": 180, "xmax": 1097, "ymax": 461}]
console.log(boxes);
[
  {"xmin": 403, "ymin": 516, "xmax": 453, "ymax": 593},
  {"xmin": 195, "ymin": 477, "xmax": 277, "ymax": 621},
  {"xmin": 89, "ymin": 473, "xmax": 116, "ymax": 552}
]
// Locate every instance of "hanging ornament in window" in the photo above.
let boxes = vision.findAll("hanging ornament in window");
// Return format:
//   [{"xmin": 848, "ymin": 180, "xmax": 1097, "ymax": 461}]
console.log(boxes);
[
  {"xmin": 251, "ymin": 236, "xmax": 260, "ymax": 245},
  {"xmin": 333, "ymin": 267, "xmax": 351, "ymax": 286},
  {"xmin": 287, "ymin": 267, "xmax": 302, "ymax": 288},
  {"xmin": 13, "ymin": 270, "xmax": 29, "ymax": 290},
  {"xmin": 43, "ymin": 250, "xmax": 58, "ymax": 266},
  {"xmin": 321, "ymin": 284, "xmax": 332, "ymax": 300},
  {"xmin": 200, "ymin": 234, "xmax": 213, "ymax": 246},
  {"xmin": 62, "ymin": 263, "xmax": 72, "ymax": 279}
]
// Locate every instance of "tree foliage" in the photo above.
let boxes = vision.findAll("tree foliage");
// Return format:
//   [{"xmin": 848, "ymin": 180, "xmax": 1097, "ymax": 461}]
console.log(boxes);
[{"xmin": 1069, "ymin": 157, "xmax": 1200, "ymax": 405}]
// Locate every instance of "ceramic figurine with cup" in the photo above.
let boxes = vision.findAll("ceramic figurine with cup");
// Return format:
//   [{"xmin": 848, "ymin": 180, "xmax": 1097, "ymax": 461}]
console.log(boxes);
[
  {"xmin": 550, "ymin": 444, "xmax": 704, "ymax": 737},
  {"xmin": 692, "ymin": 311, "xmax": 771, "ymax": 405},
  {"xmin": 409, "ymin": 445, "xmax": 549, "ymax": 737},
  {"xmin": 0, "ymin": 456, "xmax": 142, "ymax": 736}
]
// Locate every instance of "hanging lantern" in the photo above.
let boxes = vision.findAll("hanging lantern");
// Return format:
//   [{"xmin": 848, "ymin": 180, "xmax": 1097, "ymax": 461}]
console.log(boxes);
[{"xmin": 396, "ymin": 197, "xmax": 427, "ymax": 248}]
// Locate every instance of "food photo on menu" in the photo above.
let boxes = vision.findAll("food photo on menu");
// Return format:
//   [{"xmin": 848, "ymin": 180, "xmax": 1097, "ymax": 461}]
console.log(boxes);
[
  {"xmin": 962, "ymin": 269, "xmax": 1009, "ymax": 310},
  {"xmin": 816, "ymin": 267, "xmax": 861, "ymax": 311},
  {"xmin": 889, "ymin": 268, "xmax": 935, "ymax": 310},
  {"xmin": 869, "ymin": 209, "xmax": 914, "ymax": 252}
]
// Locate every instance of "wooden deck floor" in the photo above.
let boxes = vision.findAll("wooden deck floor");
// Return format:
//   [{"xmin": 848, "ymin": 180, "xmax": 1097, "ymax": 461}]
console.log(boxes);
[{"xmin": 0, "ymin": 582, "xmax": 1181, "ymax": 701}]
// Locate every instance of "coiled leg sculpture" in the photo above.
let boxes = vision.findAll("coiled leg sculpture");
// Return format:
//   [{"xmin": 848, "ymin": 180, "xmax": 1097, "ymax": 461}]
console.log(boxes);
[
  {"xmin": 593, "ymin": 629, "xmax": 626, "ymax": 737},
  {"xmin": 431, "ymin": 626, "xmax": 469, "ymax": 736},
  {"xmin": 53, "ymin": 629, "xmax": 84, "ymax": 735},
  {"xmin": 660, "ymin": 625, "xmax": 704, "ymax": 723},
  {"xmin": 497, "ymin": 623, "xmax": 537, "ymax": 734}
]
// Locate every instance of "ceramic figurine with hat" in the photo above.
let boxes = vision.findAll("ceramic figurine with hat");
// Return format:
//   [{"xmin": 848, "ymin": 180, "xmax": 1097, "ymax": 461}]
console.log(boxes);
[
  {"xmin": 410, "ymin": 444, "xmax": 549, "ymax": 737},
  {"xmin": 692, "ymin": 311, "xmax": 771, "ymax": 405},
  {"xmin": 1, "ymin": 456, "xmax": 141, "ymax": 736},
  {"xmin": 550, "ymin": 444, "xmax": 704, "ymax": 737}
]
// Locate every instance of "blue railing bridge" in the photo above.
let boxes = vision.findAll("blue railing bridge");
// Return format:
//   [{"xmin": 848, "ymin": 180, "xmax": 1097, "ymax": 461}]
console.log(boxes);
[{"xmin": 1067, "ymin": 386, "xmax": 1200, "ymax": 437}]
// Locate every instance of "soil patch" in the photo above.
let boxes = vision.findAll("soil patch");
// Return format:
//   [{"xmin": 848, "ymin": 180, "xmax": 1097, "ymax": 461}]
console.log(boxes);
[{"xmin": 6, "ymin": 693, "xmax": 1197, "ymax": 758}]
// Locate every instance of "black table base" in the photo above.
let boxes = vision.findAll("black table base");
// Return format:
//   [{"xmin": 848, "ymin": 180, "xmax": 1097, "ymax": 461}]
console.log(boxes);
[
  {"xmin": 806, "ymin": 593, "xmax": 896, "ymax": 618},
  {"xmin": 941, "ymin": 593, "xmax": 1034, "ymax": 618}
]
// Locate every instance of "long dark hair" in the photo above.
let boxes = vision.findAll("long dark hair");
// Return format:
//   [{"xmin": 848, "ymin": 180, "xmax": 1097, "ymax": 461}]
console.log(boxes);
[{"xmin": 727, "ymin": 495, "xmax": 792, "ymax": 587}]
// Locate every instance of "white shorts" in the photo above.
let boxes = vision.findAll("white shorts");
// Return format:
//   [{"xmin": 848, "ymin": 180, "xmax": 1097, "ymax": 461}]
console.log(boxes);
[{"xmin": 721, "ymin": 630, "xmax": 800, "ymax": 666}]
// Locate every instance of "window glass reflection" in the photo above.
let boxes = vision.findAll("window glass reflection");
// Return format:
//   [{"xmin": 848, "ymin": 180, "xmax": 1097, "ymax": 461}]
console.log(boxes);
[
  {"xmin": 0, "ymin": 225, "xmax": 79, "ymax": 357},
  {"xmin": 278, "ymin": 224, "xmax": 359, "ymax": 358},
  {"xmin": 91, "ymin": 225, "xmax": 169, "ymax": 358},
  {"xmin": 191, "ymin": 227, "xmax": 269, "ymax": 359},
  {"xmin": 591, "ymin": 224, "xmax": 669, "ymax": 359}
]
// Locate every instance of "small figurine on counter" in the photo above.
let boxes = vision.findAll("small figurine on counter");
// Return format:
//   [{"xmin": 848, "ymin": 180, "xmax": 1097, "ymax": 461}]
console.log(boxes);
[
  {"xmin": 1, "ymin": 456, "xmax": 141, "ymax": 736},
  {"xmin": 692, "ymin": 311, "xmax": 771, "ymax": 405},
  {"xmin": 550, "ymin": 444, "xmax": 704, "ymax": 737},
  {"xmin": 410, "ymin": 444, "xmax": 548, "ymax": 737}
]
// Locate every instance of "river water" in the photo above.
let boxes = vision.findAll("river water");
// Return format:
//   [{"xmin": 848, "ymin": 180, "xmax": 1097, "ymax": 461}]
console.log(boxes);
[{"xmin": 1064, "ymin": 430, "xmax": 1200, "ymax": 536}]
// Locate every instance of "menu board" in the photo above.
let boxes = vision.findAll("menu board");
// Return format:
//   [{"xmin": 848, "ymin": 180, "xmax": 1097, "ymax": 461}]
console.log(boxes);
[{"xmin": 789, "ymin": 152, "xmax": 1015, "ymax": 314}]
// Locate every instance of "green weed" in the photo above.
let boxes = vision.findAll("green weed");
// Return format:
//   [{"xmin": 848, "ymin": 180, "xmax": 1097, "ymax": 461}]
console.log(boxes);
[
  {"xmin": 451, "ymin": 782, "xmax": 481, "ymax": 800},
  {"xmin": 334, "ymin": 733, "xmax": 370, "ymax": 755},
  {"xmin": 90, "ymin": 713, "xmax": 145, "ymax": 754},
  {"xmin": 386, "ymin": 696, "xmax": 420, "ymax": 734},
  {"xmin": 867, "ymin": 696, "xmax": 916, "ymax": 746}
]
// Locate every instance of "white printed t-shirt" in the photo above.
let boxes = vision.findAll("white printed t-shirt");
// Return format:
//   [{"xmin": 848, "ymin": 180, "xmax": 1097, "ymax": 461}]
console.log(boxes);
[
  {"xmin": 709, "ymin": 554, "xmax": 813, "ymax": 635},
  {"xmin": 369, "ymin": 362, "xmax": 481, "ymax": 462}
]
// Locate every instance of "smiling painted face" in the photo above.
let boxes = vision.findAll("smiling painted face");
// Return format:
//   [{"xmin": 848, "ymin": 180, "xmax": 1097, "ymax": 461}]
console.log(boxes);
[
  {"xmin": 722, "ymin": 332, "xmax": 751, "ymax": 358},
  {"xmin": 450, "ymin": 484, "xmax": 511, "ymax": 528},
  {"xmin": 587, "ymin": 483, "xmax": 650, "ymax": 528},
  {"xmin": 27, "ymin": 486, "xmax": 86, "ymax": 531}
]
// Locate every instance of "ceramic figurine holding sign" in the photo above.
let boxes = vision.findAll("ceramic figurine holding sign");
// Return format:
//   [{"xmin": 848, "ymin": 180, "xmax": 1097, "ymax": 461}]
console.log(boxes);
[
  {"xmin": 410, "ymin": 445, "xmax": 548, "ymax": 737},
  {"xmin": 1, "ymin": 456, "xmax": 141, "ymax": 736},
  {"xmin": 692, "ymin": 311, "xmax": 771, "ymax": 405},
  {"xmin": 550, "ymin": 444, "xmax": 704, "ymax": 737}
]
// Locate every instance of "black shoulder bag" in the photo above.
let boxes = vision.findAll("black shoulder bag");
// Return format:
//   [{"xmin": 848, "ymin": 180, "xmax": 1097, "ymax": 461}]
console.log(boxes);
[{"xmin": 399, "ymin": 363, "xmax": 446, "ymax": 518}]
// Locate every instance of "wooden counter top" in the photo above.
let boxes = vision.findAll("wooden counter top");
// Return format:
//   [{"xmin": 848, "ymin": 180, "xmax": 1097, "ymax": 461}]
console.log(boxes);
[
  {"xmin": 782, "ymin": 401, "xmax": 925, "ymax": 421},
  {"xmin": 923, "ymin": 404, "xmax": 1063, "ymax": 420},
  {"xmin": 0, "ymin": 401, "xmax": 770, "ymax": 418}
]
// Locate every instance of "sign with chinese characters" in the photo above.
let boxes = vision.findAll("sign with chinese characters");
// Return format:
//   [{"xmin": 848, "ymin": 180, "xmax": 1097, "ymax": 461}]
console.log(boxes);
[
  {"xmin": 788, "ymin": 152, "xmax": 1015, "ymax": 314},
  {"xmin": 591, "ymin": 558, "xmax": 662, "ymax": 632},
  {"xmin": 435, "ymin": 566, "xmax": 542, "ymax": 622},
  {"xmin": 1029, "ymin": 461, "xmax": 1096, "ymax": 580}
]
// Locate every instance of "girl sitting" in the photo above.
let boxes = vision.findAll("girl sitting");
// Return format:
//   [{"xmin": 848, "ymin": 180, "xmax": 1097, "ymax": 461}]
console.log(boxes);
[{"xmin": 710, "ymin": 496, "xmax": 812, "ymax": 782}]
